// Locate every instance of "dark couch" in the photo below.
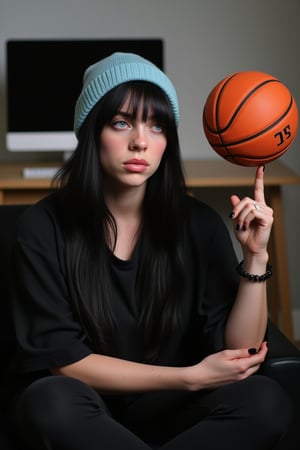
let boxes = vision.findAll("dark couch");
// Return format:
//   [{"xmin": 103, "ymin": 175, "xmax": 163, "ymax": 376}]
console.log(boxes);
[{"xmin": 1, "ymin": 204, "xmax": 300, "ymax": 449}]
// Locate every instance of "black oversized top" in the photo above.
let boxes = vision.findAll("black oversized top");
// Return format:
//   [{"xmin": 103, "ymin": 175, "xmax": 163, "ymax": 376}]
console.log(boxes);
[{"xmin": 10, "ymin": 193, "xmax": 239, "ymax": 392}]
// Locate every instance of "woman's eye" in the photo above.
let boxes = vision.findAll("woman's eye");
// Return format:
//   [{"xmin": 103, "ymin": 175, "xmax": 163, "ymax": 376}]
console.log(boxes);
[
  {"xmin": 113, "ymin": 120, "xmax": 128, "ymax": 129},
  {"xmin": 151, "ymin": 123, "xmax": 164, "ymax": 133}
]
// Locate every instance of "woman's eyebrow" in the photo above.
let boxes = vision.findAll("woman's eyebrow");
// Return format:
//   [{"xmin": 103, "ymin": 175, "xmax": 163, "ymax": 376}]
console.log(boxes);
[
  {"xmin": 115, "ymin": 111, "xmax": 133, "ymax": 119},
  {"xmin": 115, "ymin": 110, "xmax": 157, "ymax": 122}
]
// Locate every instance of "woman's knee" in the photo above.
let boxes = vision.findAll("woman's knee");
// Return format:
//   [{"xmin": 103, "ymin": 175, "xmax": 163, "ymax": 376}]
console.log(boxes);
[
  {"xmin": 237, "ymin": 375, "xmax": 292, "ymax": 439},
  {"xmin": 15, "ymin": 376, "xmax": 109, "ymax": 443}
]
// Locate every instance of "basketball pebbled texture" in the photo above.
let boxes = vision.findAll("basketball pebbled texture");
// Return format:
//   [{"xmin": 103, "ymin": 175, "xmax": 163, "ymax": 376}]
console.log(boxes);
[{"xmin": 202, "ymin": 71, "xmax": 298, "ymax": 166}]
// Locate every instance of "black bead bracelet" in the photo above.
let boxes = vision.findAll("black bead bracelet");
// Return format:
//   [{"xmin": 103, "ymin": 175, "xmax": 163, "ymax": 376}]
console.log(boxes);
[{"xmin": 236, "ymin": 260, "xmax": 272, "ymax": 282}]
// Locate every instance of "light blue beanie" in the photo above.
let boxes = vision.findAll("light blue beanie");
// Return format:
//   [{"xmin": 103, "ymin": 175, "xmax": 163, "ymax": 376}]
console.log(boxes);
[{"xmin": 74, "ymin": 52, "xmax": 179, "ymax": 136}]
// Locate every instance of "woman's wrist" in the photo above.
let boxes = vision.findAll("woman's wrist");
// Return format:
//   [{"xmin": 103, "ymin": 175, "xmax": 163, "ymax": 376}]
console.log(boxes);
[
  {"xmin": 180, "ymin": 365, "xmax": 206, "ymax": 392},
  {"xmin": 241, "ymin": 252, "xmax": 269, "ymax": 274}
]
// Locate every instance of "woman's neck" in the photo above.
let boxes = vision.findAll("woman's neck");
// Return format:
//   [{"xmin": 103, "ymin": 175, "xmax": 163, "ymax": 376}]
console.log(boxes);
[
  {"xmin": 104, "ymin": 184, "xmax": 145, "ymax": 218},
  {"xmin": 104, "ymin": 184, "xmax": 145, "ymax": 260}
]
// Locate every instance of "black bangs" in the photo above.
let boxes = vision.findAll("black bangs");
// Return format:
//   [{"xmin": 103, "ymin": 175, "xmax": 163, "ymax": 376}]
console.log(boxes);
[
  {"xmin": 99, "ymin": 81, "xmax": 174, "ymax": 129},
  {"xmin": 122, "ymin": 81, "xmax": 173, "ymax": 125}
]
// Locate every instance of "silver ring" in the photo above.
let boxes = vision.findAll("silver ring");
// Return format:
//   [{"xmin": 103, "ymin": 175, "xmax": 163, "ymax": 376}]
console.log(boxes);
[{"xmin": 254, "ymin": 203, "xmax": 260, "ymax": 211}]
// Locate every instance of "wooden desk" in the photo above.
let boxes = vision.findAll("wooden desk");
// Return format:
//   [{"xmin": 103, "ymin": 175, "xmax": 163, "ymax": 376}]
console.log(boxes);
[
  {"xmin": 0, "ymin": 162, "xmax": 58, "ymax": 205},
  {"xmin": 1, "ymin": 159, "xmax": 299, "ymax": 340}
]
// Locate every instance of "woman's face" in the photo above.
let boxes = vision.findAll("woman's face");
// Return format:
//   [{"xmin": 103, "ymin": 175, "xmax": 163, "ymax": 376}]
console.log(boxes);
[{"xmin": 99, "ymin": 96, "xmax": 167, "ymax": 190}]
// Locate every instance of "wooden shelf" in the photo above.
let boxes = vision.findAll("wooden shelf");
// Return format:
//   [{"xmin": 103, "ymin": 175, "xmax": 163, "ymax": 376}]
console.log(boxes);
[{"xmin": 183, "ymin": 159, "xmax": 300, "ymax": 187}]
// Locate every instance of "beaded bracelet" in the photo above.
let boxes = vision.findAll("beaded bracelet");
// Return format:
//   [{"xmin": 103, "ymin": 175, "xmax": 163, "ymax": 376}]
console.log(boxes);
[{"xmin": 236, "ymin": 260, "xmax": 272, "ymax": 282}]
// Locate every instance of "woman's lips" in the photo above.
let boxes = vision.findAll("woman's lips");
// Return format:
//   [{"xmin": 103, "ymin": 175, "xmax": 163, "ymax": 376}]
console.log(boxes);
[{"xmin": 123, "ymin": 159, "xmax": 149, "ymax": 173}]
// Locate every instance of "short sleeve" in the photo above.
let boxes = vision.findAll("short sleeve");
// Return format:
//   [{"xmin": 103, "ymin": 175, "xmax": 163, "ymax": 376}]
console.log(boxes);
[{"xmin": 11, "ymin": 198, "xmax": 92, "ymax": 373}]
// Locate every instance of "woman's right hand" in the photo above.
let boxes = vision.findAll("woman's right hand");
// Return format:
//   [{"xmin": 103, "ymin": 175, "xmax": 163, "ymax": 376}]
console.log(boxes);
[{"xmin": 183, "ymin": 341, "xmax": 268, "ymax": 391}]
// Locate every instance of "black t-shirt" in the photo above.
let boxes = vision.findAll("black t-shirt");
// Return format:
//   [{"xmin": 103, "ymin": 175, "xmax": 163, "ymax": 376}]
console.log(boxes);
[{"xmin": 10, "ymin": 193, "xmax": 239, "ymax": 381}]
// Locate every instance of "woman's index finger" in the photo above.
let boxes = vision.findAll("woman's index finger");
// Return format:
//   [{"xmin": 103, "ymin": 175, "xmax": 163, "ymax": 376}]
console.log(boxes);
[{"xmin": 254, "ymin": 165, "xmax": 265, "ymax": 203}]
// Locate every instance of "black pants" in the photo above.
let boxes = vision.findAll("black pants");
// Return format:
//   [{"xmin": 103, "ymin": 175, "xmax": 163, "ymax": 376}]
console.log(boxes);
[{"xmin": 11, "ymin": 374, "xmax": 291, "ymax": 450}]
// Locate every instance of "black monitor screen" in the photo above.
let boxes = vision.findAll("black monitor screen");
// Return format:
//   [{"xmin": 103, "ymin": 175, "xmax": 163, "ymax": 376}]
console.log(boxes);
[{"xmin": 6, "ymin": 39, "xmax": 164, "ymax": 133}]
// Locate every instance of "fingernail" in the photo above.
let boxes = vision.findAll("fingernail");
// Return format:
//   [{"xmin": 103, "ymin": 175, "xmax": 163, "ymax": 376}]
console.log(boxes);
[
  {"xmin": 236, "ymin": 224, "xmax": 240, "ymax": 231},
  {"xmin": 229, "ymin": 211, "xmax": 235, "ymax": 219},
  {"xmin": 263, "ymin": 164, "xmax": 266, "ymax": 172},
  {"xmin": 248, "ymin": 348, "xmax": 257, "ymax": 355},
  {"xmin": 242, "ymin": 225, "xmax": 246, "ymax": 231}
]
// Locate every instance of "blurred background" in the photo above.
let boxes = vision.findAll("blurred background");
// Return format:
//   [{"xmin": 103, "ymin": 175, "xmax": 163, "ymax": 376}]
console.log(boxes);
[{"xmin": 0, "ymin": 0, "xmax": 299, "ymax": 341}]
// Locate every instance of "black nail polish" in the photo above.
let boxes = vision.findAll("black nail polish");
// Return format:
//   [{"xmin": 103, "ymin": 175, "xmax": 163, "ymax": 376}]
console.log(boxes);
[
  {"xmin": 248, "ymin": 348, "xmax": 257, "ymax": 355},
  {"xmin": 263, "ymin": 164, "xmax": 266, "ymax": 172},
  {"xmin": 242, "ymin": 225, "xmax": 246, "ymax": 231},
  {"xmin": 229, "ymin": 212, "xmax": 235, "ymax": 219},
  {"xmin": 236, "ymin": 224, "xmax": 240, "ymax": 231}
]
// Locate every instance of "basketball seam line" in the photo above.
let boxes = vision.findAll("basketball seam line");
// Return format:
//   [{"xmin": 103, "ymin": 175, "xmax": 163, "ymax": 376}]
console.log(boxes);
[{"xmin": 216, "ymin": 79, "xmax": 281, "ymax": 133}]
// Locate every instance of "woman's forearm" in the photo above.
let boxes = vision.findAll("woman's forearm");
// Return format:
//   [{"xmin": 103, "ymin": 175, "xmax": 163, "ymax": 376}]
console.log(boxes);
[
  {"xmin": 51, "ymin": 353, "xmax": 188, "ymax": 393},
  {"xmin": 224, "ymin": 254, "xmax": 269, "ymax": 350}
]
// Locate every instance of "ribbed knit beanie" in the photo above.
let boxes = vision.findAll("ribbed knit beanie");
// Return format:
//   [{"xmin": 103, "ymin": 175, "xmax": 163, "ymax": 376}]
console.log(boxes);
[{"xmin": 74, "ymin": 52, "xmax": 179, "ymax": 136}]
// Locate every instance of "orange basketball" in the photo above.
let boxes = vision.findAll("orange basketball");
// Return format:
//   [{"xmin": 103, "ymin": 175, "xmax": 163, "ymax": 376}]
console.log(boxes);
[{"xmin": 202, "ymin": 71, "xmax": 298, "ymax": 166}]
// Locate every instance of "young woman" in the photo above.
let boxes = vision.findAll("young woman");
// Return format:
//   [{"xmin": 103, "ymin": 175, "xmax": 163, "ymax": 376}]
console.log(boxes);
[{"xmin": 10, "ymin": 52, "xmax": 290, "ymax": 449}]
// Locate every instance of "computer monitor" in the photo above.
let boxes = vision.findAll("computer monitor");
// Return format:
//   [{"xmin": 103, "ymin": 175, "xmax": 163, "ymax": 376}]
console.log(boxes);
[{"xmin": 5, "ymin": 38, "xmax": 164, "ymax": 154}]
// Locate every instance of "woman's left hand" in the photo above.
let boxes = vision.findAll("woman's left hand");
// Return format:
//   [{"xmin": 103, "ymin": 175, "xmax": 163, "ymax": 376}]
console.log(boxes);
[{"xmin": 230, "ymin": 165, "xmax": 273, "ymax": 256}]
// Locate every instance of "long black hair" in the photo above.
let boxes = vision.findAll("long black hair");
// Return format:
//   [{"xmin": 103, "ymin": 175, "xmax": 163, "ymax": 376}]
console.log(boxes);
[{"xmin": 54, "ymin": 81, "xmax": 187, "ymax": 361}]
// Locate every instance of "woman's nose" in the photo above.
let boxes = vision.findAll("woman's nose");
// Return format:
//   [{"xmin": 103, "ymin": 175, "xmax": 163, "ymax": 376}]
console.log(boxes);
[{"xmin": 129, "ymin": 126, "xmax": 148, "ymax": 151}]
